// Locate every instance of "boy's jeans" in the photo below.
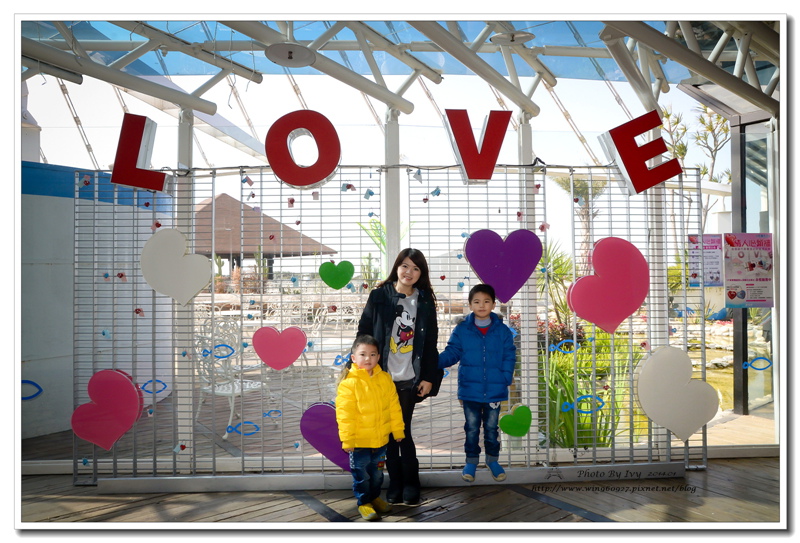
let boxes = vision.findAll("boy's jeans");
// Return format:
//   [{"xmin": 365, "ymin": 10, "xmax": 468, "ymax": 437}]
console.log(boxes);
[
  {"xmin": 349, "ymin": 445, "xmax": 387, "ymax": 505},
  {"xmin": 462, "ymin": 400, "xmax": 501, "ymax": 464}
]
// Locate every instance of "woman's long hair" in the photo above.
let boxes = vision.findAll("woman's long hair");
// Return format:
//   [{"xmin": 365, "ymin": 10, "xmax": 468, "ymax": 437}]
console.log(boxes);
[{"xmin": 382, "ymin": 248, "xmax": 437, "ymax": 303}]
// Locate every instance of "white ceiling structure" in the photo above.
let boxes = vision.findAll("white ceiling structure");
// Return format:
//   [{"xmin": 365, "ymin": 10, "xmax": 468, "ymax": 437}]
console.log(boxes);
[{"xmin": 20, "ymin": 19, "xmax": 781, "ymax": 166}]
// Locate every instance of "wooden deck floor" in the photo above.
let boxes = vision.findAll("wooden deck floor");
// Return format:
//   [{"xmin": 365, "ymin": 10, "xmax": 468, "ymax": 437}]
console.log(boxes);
[{"xmin": 19, "ymin": 456, "xmax": 782, "ymax": 526}]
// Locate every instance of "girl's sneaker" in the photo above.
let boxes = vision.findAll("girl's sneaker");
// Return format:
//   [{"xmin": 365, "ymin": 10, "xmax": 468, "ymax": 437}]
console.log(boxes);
[
  {"xmin": 487, "ymin": 461, "xmax": 506, "ymax": 481},
  {"xmin": 371, "ymin": 497, "xmax": 392, "ymax": 514},
  {"xmin": 358, "ymin": 503, "xmax": 379, "ymax": 521},
  {"xmin": 461, "ymin": 463, "xmax": 477, "ymax": 482}
]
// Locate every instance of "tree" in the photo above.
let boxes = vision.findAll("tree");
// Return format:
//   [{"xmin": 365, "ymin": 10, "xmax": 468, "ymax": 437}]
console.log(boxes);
[
  {"xmin": 661, "ymin": 104, "xmax": 731, "ymax": 235},
  {"xmin": 551, "ymin": 176, "xmax": 608, "ymax": 276},
  {"xmin": 693, "ymin": 104, "xmax": 732, "ymax": 231},
  {"xmin": 356, "ymin": 218, "xmax": 412, "ymax": 279}
]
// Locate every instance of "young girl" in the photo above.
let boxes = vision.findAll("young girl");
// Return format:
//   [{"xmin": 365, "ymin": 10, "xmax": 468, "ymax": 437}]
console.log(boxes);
[
  {"xmin": 357, "ymin": 248, "xmax": 442, "ymax": 505},
  {"xmin": 335, "ymin": 335, "xmax": 405, "ymax": 521}
]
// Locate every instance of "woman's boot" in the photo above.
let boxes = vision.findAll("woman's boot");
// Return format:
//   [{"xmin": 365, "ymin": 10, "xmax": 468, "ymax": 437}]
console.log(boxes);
[
  {"xmin": 401, "ymin": 458, "xmax": 421, "ymax": 505},
  {"xmin": 385, "ymin": 458, "xmax": 404, "ymax": 503}
]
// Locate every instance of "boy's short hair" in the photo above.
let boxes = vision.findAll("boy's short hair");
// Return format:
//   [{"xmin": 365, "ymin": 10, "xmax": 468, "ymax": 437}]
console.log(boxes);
[{"xmin": 468, "ymin": 283, "xmax": 496, "ymax": 303}]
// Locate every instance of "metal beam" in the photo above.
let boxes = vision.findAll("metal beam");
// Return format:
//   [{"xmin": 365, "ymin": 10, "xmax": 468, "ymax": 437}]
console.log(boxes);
[
  {"xmin": 224, "ymin": 21, "xmax": 414, "ymax": 115},
  {"xmin": 599, "ymin": 26, "xmax": 660, "ymax": 112},
  {"xmin": 111, "ymin": 21, "xmax": 263, "ymax": 84},
  {"xmin": 601, "ymin": 21, "xmax": 779, "ymax": 117},
  {"xmin": 409, "ymin": 21, "xmax": 541, "ymax": 116},
  {"xmin": 21, "ymin": 37, "xmax": 218, "ymax": 115},
  {"xmin": 346, "ymin": 22, "xmax": 443, "ymax": 84},
  {"xmin": 21, "ymin": 56, "xmax": 83, "ymax": 84}
]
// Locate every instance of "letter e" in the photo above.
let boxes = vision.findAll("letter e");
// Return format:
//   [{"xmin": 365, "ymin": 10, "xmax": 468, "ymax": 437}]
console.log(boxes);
[{"xmin": 601, "ymin": 110, "xmax": 683, "ymax": 194}]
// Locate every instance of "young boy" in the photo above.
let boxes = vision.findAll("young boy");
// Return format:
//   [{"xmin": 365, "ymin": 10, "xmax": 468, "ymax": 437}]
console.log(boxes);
[
  {"xmin": 336, "ymin": 335, "xmax": 406, "ymax": 521},
  {"xmin": 438, "ymin": 284, "xmax": 516, "ymax": 482}
]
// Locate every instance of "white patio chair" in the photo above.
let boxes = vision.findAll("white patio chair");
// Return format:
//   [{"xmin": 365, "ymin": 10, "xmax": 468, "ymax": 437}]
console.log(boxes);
[{"xmin": 194, "ymin": 319, "xmax": 265, "ymax": 440}]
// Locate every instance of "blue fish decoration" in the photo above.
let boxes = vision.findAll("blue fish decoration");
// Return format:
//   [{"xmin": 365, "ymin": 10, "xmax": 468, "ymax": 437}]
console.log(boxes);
[
  {"xmin": 334, "ymin": 353, "xmax": 351, "ymax": 366},
  {"xmin": 549, "ymin": 339, "xmax": 579, "ymax": 354},
  {"xmin": 227, "ymin": 421, "xmax": 260, "ymax": 436},
  {"xmin": 202, "ymin": 344, "xmax": 235, "ymax": 359},
  {"xmin": 743, "ymin": 357, "xmax": 772, "ymax": 371},
  {"xmin": 21, "ymin": 380, "xmax": 43, "ymax": 401},
  {"xmin": 141, "ymin": 379, "xmax": 168, "ymax": 394},
  {"xmin": 561, "ymin": 395, "xmax": 605, "ymax": 414}
]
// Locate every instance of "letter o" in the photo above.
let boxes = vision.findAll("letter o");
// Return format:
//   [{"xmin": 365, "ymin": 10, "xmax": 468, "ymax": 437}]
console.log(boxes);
[{"xmin": 265, "ymin": 110, "xmax": 341, "ymax": 188}]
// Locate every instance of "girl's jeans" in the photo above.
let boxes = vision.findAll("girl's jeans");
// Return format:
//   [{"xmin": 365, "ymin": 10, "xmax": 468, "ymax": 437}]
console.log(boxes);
[
  {"xmin": 462, "ymin": 400, "xmax": 501, "ymax": 464},
  {"xmin": 349, "ymin": 445, "xmax": 387, "ymax": 505}
]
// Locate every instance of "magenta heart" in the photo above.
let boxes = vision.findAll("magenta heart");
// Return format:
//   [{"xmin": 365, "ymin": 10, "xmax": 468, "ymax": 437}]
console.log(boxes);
[
  {"xmin": 252, "ymin": 326, "xmax": 307, "ymax": 370},
  {"xmin": 300, "ymin": 402, "xmax": 350, "ymax": 471},
  {"xmin": 464, "ymin": 229, "xmax": 543, "ymax": 303},
  {"xmin": 568, "ymin": 237, "xmax": 649, "ymax": 333},
  {"xmin": 71, "ymin": 370, "xmax": 144, "ymax": 450}
]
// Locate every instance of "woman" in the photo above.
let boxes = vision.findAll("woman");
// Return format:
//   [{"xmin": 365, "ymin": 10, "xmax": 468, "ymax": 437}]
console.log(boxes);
[{"xmin": 357, "ymin": 248, "xmax": 442, "ymax": 505}]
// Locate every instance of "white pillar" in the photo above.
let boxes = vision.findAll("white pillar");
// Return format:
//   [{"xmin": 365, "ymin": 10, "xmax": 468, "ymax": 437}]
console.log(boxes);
[
  {"xmin": 175, "ymin": 107, "xmax": 195, "ymax": 472},
  {"xmin": 382, "ymin": 108, "xmax": 403, "ymax": 274}
]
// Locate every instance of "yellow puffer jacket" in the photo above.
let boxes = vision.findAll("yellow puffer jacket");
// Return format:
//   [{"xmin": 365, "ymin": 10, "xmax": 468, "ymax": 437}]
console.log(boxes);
[{"xmin": 335, "ymin": 364, "xmax": 405, "ymax": 450}]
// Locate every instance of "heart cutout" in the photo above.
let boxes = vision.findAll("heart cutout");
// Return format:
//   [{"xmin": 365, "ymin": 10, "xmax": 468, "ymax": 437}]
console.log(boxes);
[
  {"xmin": 252, "ymin": 326, "xmax": 307, "ymax": 370},
  {"xmin": 71, "ymin": 370, "xmax": 144, "ymax": 450},
  {"xmin": 635, "ymin": 346, "xmax": 719, "ymax": 442},
  {"xmin": 140, "ymin": 228, "xmax": 212, "ymax": 306},
  {"xmin": 319, "ymin": 260, "xmax": 354, "ymax": 290},
  {"xmin": 464, "ymin": 229, "xmax": 543, "ymax": 303},
  {"xmin": 300, "ymin": 402, "xmax": 350, "ymax": 471},
  {"xmin": 499, "ymin": 404, "xmax": 532, "ymax": 437},
  {"xmin": 567, "ymin": 237, "xmax": 649, "ymax": 333}
]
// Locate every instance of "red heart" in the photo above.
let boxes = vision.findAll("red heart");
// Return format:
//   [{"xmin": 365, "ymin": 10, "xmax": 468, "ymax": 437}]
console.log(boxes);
[
  {"xmin": 71, "ymin": 370, "xmax": 144, "ymax": 450},
  {"xmin": 727, "ymin": 290, "xmax": 737, "ymax": 300},
  {"xmin": 567, "ymin": 237, "xmax": 649, "ymax": 333}
]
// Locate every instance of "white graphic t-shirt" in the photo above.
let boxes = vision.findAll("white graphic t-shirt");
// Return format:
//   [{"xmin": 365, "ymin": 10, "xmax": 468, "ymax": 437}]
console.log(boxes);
[{"xmin": 387, "ymin": 289, "xmax": 418, "ymax": 382}]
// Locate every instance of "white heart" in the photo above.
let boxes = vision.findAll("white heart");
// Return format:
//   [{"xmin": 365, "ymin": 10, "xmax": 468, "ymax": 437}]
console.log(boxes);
[
  {"xmin": 635, "ymin": 346, "xmax": 719, "ymax": 442},
  {"xmin": 140, "ymin": 229, "xmax": 212, "ymax": 306}
]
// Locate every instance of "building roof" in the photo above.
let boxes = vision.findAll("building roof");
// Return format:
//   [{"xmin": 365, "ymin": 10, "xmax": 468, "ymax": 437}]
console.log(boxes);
[{"xmin": 193, "ymin": 192, "xmax": 337, "ymax": 259}]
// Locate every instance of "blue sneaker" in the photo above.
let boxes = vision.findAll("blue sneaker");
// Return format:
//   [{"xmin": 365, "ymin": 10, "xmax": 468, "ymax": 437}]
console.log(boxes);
[
  {"xmin": 487, "ymin": 461, "xmax": 506, "ymax": 482},
  {"xmin": 461, "ymin": 463, "xmax": 477, "ymax": 482}
]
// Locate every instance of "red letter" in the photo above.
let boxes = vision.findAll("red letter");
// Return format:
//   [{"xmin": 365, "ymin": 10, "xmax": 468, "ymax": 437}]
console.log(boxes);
[
  {"xmin": 265, "ymin": 110, "xmax": 341, "ymax": 188},
  {"xmin": 602, "ymin": 110, "xmax": 683, "ymax": 194},
  {"xmin": 110, "ymin": 113, "xmax": 172, "ymax": 193},
  {"xmin": 445, "ymin": 109, "xmax": 512, "ymax": 183}
]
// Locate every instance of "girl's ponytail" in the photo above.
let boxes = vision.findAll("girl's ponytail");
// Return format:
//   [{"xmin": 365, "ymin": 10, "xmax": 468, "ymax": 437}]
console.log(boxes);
[{"xmin": 335, "ymin": 357, "xmax": 353, "ymax": 388}]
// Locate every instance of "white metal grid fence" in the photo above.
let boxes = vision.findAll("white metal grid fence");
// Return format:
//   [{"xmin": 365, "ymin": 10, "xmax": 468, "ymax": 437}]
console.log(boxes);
[{"xmin": 72, "ymin": 164, "xmax": 708, "ymax": 485}]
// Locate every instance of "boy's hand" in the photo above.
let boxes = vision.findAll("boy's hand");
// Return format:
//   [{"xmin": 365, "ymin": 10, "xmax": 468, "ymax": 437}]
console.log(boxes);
[
  {"xmin": 343, "ymin": 448, "xmax": 354, "ymax": 453},
  {"xmin": 395, "ymin": 438, "xmax": 403, "ymax": 443}
]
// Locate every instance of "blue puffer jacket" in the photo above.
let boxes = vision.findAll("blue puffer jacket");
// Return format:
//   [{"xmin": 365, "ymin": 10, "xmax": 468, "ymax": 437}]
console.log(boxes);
[{"xmin": 438, "ymin": 312, "xmax": 516, "ymax": 403}]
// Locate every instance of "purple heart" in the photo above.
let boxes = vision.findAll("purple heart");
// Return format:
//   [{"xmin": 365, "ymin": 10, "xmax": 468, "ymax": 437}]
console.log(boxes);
[
  {"xmin": 300, "ymin": 402, "xmax": 350, "ymax": 471},
  {"xmin": 464, "ymin": 229, "xmax": 543, "ymax": 303}
]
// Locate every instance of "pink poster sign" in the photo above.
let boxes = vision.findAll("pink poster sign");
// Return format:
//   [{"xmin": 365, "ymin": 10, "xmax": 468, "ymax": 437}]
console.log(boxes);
[{"xmin": 723, "ymin": 233, "xmax": 774, "ymax": 308}]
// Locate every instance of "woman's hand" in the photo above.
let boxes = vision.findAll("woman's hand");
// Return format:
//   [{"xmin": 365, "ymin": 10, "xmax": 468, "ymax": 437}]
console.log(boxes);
[
  {"xmin": 343, "ymin": 448, "xmax": 354, "ymax": 453},
  {"xmin": 417, "ymin": 380, "xmax": 432, "ymax": 397}
]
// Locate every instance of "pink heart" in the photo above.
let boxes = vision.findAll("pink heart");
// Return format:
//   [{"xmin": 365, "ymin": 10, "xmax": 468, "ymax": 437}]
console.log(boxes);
[
  {"xmin": 567, "ymin": 237, "xmax": 649, "ymax": 333},
  {"xmin": 71, "ymin": 370, "xmax": 144, "ymax": 450},
  {"xmin": 252, "ymin": 326, "xmax": 307, "ymax": 370},
  {"xmin": 300, "ymin": 402, "xmax": 350, "ymax": 471}
]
